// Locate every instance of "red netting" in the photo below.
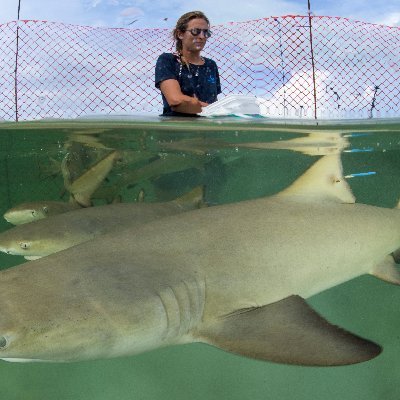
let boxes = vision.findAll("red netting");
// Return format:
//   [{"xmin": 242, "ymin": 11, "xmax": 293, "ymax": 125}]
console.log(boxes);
[{"xmin": 0, "ymin": 16, "xmax": 399, "ymax": 121}]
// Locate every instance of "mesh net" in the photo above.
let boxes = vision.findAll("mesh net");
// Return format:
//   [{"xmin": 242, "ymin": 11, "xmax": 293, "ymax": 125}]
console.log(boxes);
[{"xmin": 0, "ymin": 16, "xmax": 399, "ymax": 121}]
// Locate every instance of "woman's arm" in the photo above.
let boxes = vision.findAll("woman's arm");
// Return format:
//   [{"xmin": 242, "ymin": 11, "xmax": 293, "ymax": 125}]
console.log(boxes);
[{"xmin": 160, "ymin": 79, "xmax": 208, "ymax": 114}]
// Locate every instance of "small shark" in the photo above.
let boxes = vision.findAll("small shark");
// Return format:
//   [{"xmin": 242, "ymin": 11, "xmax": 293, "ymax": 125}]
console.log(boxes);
[
  {"xmin": 235, "ymin": 131, "xmax": 350, "ymax": 155},
  {"xmin": 0, "ymin": 155, "xmax": 399, "ymax": 365},
  {"xmin": 3, "ymin": 201, "xmax": 81, "ymax": 225},
  {"xmin": 62, "ymin": 150, "xmax": 119, "ymax": 207},
  {"xmin": 0, "ymin": 187, "xmax": 205, "ymax": 260},
  {"xmin": 162, "ymin": 131, "xmax": 349, "ymax": 156}
]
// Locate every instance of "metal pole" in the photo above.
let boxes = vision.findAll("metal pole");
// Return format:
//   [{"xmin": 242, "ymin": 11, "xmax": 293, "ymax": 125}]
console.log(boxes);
[
  {"xmin": 307, "ymin": 0, "xmax": 318, "ymax": 120},
  {"xmin": 14, "ymin": 0, "xmax": 22, "ymax": 122}
]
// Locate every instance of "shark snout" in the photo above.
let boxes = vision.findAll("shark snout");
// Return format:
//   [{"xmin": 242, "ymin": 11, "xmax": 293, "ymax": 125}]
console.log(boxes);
[
  {"xmin": 0, "ymin": 245, "xmax": 13, "ymax": 255},
  {"xmin": 0, "ymin": 241, "xmax": 29, "ymax": 256}
]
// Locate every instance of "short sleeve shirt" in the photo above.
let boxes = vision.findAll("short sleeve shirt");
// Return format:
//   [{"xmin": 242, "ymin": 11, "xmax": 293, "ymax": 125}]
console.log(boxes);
[{"xmin": 155, "ymin": 52, "xmax": 221, "ymax": 116}]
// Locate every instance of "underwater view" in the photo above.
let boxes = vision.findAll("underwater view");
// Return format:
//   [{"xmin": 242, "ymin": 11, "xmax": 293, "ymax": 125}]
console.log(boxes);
[{"xmin": 0, "ymin": 116, "xmax": 400, "ymax": 399}]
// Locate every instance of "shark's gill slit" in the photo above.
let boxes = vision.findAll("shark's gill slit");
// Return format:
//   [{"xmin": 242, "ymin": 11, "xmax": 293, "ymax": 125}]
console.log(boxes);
[{"xmin": 156, "ymin": 291, "xmax": 171, "ymax": 340}]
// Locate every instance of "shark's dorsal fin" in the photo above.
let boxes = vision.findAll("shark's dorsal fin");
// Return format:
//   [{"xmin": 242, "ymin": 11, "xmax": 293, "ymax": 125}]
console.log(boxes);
[
  {"xmin": 277, "ymin": 155, "xmax": 355, "ymax": 203},
  {"xmin": 197, "ymin": 295, "xmax": 381, "ymax": 366}
]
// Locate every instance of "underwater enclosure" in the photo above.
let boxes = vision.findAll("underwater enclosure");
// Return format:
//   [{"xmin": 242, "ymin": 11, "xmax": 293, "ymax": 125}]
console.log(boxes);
[{"xmin": 0, "ymin": 117, "xmax": 400, "ymax": 399}]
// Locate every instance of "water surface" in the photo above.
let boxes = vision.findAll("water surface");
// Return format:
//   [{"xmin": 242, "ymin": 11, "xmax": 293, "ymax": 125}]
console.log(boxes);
[{"xmin": 0, "ymin": 117, "xmax": 399, "ymax": 400}]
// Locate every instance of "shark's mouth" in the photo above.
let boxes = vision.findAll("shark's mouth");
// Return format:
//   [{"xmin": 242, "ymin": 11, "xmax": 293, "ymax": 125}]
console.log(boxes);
[{"xmin": 1, "ymin": 358, "xmax": 49, "ymax": 363}]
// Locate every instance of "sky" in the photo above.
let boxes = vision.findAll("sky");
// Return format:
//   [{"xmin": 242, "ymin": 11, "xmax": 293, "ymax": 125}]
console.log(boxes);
[{"xmin": 1, "ymin": 0, "xmax": 399, "ymax": 29}]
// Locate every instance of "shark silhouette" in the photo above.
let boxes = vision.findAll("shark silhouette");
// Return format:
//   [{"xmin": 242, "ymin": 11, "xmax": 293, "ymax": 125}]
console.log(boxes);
[
  {"xmin": 0, "ymin": 187, "xmax": 205, "ymax": 260},
  {"xmin": 0, "ymin": 155, "xmax": 398, "ymax": 365}
]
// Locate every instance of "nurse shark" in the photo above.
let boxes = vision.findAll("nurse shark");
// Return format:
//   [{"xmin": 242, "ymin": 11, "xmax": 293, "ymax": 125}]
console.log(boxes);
[
  {"xmin": 0, "ymin": 154, "xmax": 399, "ymax": 366},
  {"xmin": 0, "ymin": 187, "xmax": 205, "ymax": 260}
]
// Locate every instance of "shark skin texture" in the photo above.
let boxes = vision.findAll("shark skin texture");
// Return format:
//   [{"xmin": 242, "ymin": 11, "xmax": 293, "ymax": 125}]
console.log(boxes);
[{"xmin": 0, "ymin": 154, "xmax": 399, "ymax": 366}]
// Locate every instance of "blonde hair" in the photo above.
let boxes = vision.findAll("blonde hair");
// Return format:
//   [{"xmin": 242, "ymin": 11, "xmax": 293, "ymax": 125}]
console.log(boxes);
[{"xmin": 173, "ymin": 11, "xmax": 210, "ymax": 55}]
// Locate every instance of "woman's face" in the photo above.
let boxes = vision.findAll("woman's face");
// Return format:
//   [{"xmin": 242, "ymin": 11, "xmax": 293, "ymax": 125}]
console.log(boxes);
[{"xmin": 178, "ymin": 18, "xmax": 210, "ymax": 53}]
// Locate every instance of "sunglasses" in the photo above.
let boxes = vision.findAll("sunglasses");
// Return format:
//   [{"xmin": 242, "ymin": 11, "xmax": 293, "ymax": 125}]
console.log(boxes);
[{"xmin": 184, "ymin": 28, "xmax": 212, "ymax": 38}]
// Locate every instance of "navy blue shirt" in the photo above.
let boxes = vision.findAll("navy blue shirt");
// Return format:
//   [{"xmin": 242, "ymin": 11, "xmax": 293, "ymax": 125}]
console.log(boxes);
[{"xmin": 155, "ymin": 52, "xmax": 221, "ymax": 116}]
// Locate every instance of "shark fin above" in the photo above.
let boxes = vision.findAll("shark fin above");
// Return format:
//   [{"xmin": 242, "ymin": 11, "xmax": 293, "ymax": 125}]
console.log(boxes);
[
  {"xmin": 370, "ymin": 255, "xmax": 400, "ymax": 285},
  {"xmin": 277, "ymin": 155, "xmax": 355, "ymax": 204},
  {"xmin": 198, "ymin": 295, "xmax": 381, "ymax": 366}
]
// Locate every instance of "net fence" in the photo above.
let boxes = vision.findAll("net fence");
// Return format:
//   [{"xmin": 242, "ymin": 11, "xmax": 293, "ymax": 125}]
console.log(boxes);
[{"xmin": 0, "ymin": 15, "xmax": 399, "ymax": 121}]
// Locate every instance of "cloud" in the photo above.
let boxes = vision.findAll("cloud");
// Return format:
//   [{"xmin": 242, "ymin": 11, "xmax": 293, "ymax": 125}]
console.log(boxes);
[
  {"xmin": 377, "ymin": 12, "xmax": 400, "ymax": 27},
  {"xmin": 1, "ymin": 0, "xmax": 399, "ymax": 31},
  {"xmin": 120, "ymin": 7, "xmax": 143, "ymax": 17},
  {"xmin": 312, "ymin": 0, "xmax": 400, "ymax": 27}
]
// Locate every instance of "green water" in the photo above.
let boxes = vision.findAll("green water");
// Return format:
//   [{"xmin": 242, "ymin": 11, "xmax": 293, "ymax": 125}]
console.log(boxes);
[{"xmin": 0, "ymin": 117, "xmax": 400, "ymax": 399}]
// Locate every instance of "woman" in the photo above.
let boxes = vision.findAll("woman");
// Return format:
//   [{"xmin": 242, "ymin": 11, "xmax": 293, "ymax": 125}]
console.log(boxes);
[{"xmin": 155, "ymin": 11, "xmax": 221, "ymax": 116}]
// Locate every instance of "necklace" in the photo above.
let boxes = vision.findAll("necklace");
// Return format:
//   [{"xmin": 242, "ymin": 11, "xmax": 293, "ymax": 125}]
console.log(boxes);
[
  {"xmin": 177, "ymin": 54, "xmax": 203, "ymax": 80},
  {"xmin": 187, "ymin": 64, "xmax": 200, "ymax": 78},
  {"xmin": 178, "ymin": 62, "xmax": 201, "ymax": 79}
]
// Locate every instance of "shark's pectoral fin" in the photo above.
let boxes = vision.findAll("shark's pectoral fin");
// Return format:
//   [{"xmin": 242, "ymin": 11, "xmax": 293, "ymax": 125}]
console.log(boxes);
[
  {"xmin": 370, "ymin": 254, "xmax": 400, "ymax": 285},
  {"xmin": 198, "ymin": 295, "xmax": 381, "ymax": 366}
]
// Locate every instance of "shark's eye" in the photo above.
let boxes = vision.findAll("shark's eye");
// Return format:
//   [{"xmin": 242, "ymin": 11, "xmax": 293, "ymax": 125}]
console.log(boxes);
[
  {"xmin": 0, "ymin": 336, "xmax": 7, "ymax": 349},
  {"xmin": 20, "ymin": 242, "xmax": 30, "ymax": 250}
]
